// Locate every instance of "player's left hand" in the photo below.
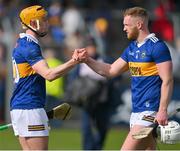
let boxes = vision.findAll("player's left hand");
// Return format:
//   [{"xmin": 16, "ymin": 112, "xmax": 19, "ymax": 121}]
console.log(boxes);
[
  {"xmin": 155, "ymin": 110, "xmax": 168, "ymax": 126},
  {"xmin": 72, "ymin": 48, "xmax": 88, "ymax": 62}
]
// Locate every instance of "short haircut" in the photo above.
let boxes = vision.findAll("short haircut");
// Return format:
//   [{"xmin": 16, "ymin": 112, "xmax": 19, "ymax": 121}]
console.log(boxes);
[{"xmin": 123, "ymin": 7, "xmax": 149, "ymax": 25}]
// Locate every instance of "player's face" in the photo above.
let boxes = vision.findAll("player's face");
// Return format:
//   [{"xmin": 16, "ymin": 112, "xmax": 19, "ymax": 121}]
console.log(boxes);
[
  {"xmin": 38, "ymin": 16, "xmax": 49, "ymax": 37},
  {"xmin": 123, "ymin": 15, "xmax": 139, "ymax": 40}
]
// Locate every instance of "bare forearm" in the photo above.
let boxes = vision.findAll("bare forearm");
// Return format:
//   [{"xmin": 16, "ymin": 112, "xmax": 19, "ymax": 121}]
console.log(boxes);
[
  {"xmin": 45, "ymin": 59, "xmax": 77, "ymax": 81},
  {"xmin": 86, "ymin": 57, "xmax": 112, "ymax": 77},
  {"xmin": 159, "ymin": 77, "xmax": 173, "ymax": 112}
]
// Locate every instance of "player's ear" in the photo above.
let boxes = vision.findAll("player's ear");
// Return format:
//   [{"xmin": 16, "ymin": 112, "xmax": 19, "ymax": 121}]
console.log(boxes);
[
  {"xmin": 137, "ymin": 20, "xmax": 143, "ymax": 30},
  {"xmin": 30, "ymin": 20, "xmax": 38, "ymax": 29}
]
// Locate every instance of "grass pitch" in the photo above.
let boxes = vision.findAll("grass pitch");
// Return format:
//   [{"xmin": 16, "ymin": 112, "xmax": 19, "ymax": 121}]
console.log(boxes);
[{"xmin": 0, "ymin": 127, "xmax": 180, "ymax": 150}]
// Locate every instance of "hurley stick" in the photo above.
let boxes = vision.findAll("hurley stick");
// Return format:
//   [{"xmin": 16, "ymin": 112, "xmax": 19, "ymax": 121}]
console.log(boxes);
[
  {"xmin": 132, "ymin": 108, "xmax": 180, "ymax": 139},
  {"xmin": 0, "ymin": 103, "xmax": 72, "ymax": 131}
]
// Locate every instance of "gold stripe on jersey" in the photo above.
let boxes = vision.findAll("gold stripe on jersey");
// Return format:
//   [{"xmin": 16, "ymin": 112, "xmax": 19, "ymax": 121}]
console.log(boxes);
[
  {"xmin": 129, "ymin": 62, "xmax": 158, "ymax": 76},
  {"xmin": 28, "ymin": 125, "xmax": 45, "ymax": 131},
  {"xmin": 17, "ymin": 63, "xmax": 36, "ymax": 78}
]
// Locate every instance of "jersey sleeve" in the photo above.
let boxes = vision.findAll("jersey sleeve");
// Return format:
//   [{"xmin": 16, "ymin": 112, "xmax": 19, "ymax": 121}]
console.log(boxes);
[
  {"xmin": 24, "ymin": 44, "xmax": 44, "ymax": 66},
  {"xmin": 120, "ymin": 46, "xmax": 129, "ymax": 62},
  {"xmin": 152, "ymin": 41, "xmax": 172, "ymax": 63}
]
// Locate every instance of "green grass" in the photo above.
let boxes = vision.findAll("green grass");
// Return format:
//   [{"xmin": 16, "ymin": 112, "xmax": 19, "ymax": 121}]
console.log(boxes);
[{"xmin": 0, "ymin": 127, "xmax": 180, "ymax": 150}]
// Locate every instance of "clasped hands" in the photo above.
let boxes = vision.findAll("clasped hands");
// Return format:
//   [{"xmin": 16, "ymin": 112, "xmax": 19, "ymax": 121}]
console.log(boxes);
[{"xmin": 72, "ymin": 48, "xmax": 88, "ymax": 63}]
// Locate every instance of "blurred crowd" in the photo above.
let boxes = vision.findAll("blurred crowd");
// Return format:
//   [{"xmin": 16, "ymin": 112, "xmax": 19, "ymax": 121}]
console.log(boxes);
[{"xmin": 0, "ymin": 0, "xmax": 180, "ymax": 149}]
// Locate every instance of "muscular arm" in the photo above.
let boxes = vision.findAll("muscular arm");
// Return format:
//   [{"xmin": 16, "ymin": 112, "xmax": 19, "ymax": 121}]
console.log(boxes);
[
  {"xmin": 32, "ymin": 59, "xmax": 78, "ymax": 81},
  {"xmin": 156, "ymin": 61, "xmax": 173, "ymax": 125},
  {"xmin": 85, "ymin": 57, "xmax": 129, "ymax": 78}
]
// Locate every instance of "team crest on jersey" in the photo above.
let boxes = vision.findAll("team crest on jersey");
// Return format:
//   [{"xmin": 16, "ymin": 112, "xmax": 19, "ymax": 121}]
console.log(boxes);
[
  {"xmin": 141, "ymin": 51, "xmax": 146, "ymax": 59},
  {"xmin": 145, "ymin": 101, "xmax": 150, "ymax": 107}
]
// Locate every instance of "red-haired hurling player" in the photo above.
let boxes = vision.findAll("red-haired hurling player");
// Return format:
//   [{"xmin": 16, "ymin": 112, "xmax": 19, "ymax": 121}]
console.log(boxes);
[
  {"xmin": 10, "ymin": 5, "xmax": 85, "ymax": 150},
  {"xmin": 73, "ymin": 7, "xmax": 173, "ymax": 150}
]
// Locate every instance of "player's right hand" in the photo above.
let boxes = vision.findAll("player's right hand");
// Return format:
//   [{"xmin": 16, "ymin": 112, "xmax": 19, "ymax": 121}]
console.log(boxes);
[{"xmin": 72, "ymin": 48, "xmax": 88, "ymax": 63}]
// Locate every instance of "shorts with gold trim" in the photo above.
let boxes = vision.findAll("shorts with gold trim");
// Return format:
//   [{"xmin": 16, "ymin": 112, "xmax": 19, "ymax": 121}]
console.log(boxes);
[
  {"xmin": 10, "ymin": 108, "xmax": 49, "ymax": 137},
  {"xmin": 130, "ymin": 111, "xmax": 157, "ymax": 128}
]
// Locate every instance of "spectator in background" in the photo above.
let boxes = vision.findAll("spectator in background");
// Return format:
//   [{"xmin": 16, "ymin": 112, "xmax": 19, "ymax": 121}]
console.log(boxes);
[
  {"xmin": 93, "ymin": 17, "xmax": 109, "ymax": 56},
  {"xmin": 151, "ymin": 4, "xmax": 174, "ymax": 44},
  {"xmin": 66, "ymin": 37, "xmax": 112, "ymax": 150},
  {"xmin": 0, "ymin": 42, "xmax": 6, "ymax": 123},
  {"xmin": 64, "ymin": 29, "xmax": 84, "ymax": 59},
  {"xmin": 83, "ymin": 0, "xmax": 112, "ymax": 56},
  {"xmin": 62, "ymin": 0, "xmax": 85, "ymax": 58},
  {"xmin": 61, "ymin": 1, "xmax": 85, "ymax": 37},
  {"xmin": 151, "ymin": 2, "xmax": 180, "ymax": 80},
  {"xmin": 48, "ymin": 0, "xmax": 65, "ymax": 46},
  {"xmin": 44, "ymin": 48, "xmax": 64, "ymax": 128}
]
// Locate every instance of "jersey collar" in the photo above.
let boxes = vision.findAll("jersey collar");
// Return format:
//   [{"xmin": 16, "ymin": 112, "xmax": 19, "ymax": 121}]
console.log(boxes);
[
  {"xmin": 136, "ymin": 33, "xmax": 155, "ymax": 47},
  {"xmin": 19, "ymin": 33, "xmax": 39, "ymax": 44}
]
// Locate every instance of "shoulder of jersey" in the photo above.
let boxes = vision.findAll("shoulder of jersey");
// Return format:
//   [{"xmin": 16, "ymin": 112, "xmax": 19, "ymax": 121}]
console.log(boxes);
[
  {"xmin": 19, "ymin": 37, "xmax": 38, "ymax": 48},
  {"xmin": 24, "ymin": 37, "xmax": 37, "ymax": 45},
  {"xmin": 149, "ymin": 35, "xmax": 160, "ymax": 43}
]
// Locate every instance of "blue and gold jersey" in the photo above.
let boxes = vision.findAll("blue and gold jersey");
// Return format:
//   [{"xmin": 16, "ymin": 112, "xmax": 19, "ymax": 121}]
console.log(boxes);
[
  {"xmin": 121, "ymin": 33, "xmax": 171, "ymax": 112},
  {"xmin": 10, "ymin": 33, "xmax": 45, "ymax": 110}
]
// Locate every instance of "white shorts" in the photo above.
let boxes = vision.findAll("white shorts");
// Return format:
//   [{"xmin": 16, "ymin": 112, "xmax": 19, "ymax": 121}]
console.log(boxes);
[
  {"xmin": 130, "ymin": 111, "xmax": 157, "ymax": 128},
  {"xmin": 10, "ymin": 108, "xmax": 49, "ymax": 137}
]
